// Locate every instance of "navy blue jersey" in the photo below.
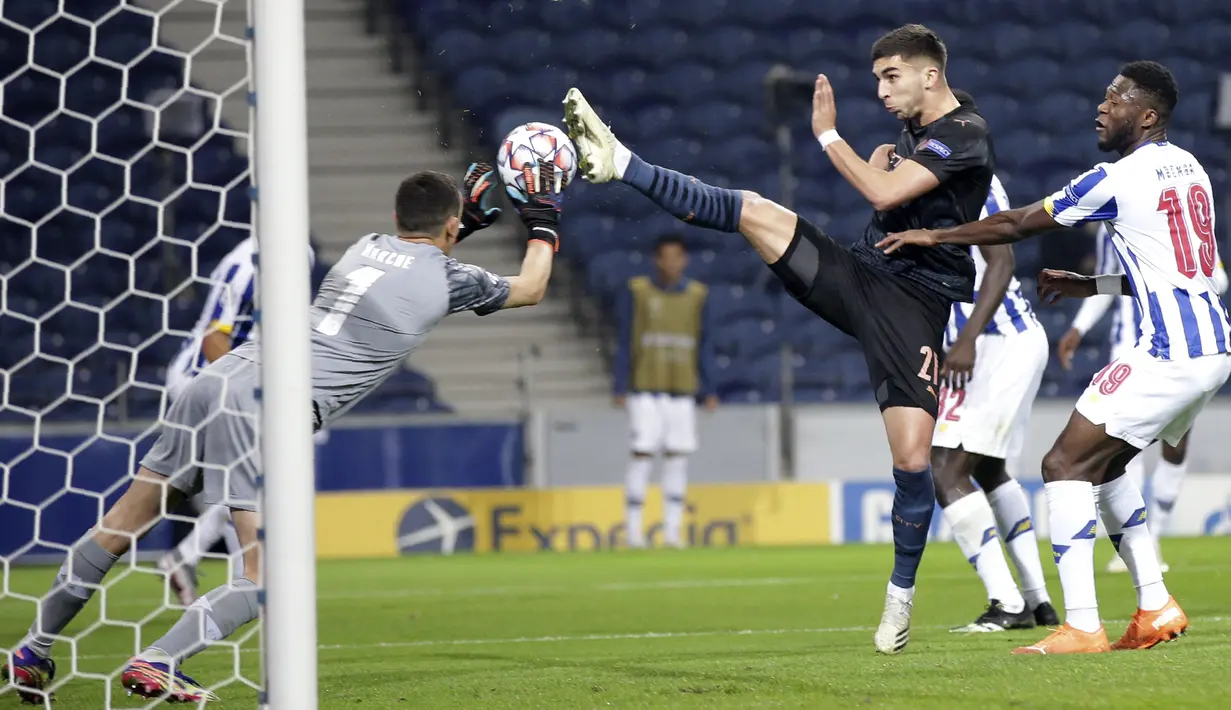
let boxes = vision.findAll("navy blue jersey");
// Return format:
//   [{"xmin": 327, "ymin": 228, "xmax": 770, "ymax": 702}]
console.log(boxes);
[{"xmin": 850, "ymin": 97, "xmax": 993, "ymax": 302}]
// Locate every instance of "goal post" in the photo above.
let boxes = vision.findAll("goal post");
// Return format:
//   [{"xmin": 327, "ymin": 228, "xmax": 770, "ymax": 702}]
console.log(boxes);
[
  {"xmin": 250, "ymin": 0, "xmax": 319, "ymax": 707},
  {"xmin": 0, "ymin": 0, "xmax": 316, "ymax": 706}
]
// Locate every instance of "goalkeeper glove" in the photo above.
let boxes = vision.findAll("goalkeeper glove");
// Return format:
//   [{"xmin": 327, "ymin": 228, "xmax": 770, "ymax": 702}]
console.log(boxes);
[
  {"xmin": 457, "ymin": 162, "xmax": 502, "ymax": 242},
  {"xmin": 508, "ymin": 158, "xmax": 567, "ymax": 251}
]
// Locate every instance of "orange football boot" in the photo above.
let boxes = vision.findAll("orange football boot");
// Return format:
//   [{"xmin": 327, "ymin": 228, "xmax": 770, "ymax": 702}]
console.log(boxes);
[
  {"xmin": 1111, "ymin": 596, "xmax": 1188, "ymax": 650},
  {"xmin": 1012, "ymin": 623, "xmax": 1111, "ymax": 655}
]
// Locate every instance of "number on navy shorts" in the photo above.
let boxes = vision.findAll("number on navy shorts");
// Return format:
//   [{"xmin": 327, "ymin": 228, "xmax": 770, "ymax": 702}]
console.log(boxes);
[
  {"xmin": 1091, "ymin": 360, "xmax": 1132, "ymax": 396},
  {"xmin": 1159, "ymin": 184, "xmax": 1216, "ymax": 278},
  {"xmin": 315, "ymin": 265, "xmax": 386, "ymax": 336},
  {"xmin": 917, "ymin": 346, "xmax": 939, "ymax": 385}
]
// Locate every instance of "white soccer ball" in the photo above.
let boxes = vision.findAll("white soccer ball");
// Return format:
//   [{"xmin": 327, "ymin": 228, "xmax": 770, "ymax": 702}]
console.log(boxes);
[{"xmin": 496, "ymin": 122, "xmax": 577, "ymax": 197}]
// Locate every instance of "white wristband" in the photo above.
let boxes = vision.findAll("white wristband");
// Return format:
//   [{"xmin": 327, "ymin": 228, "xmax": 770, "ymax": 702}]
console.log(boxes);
[
  {"xmin": 1095, "ymin": 274, "xmax": 1123, "ymax": 295},
  {"xmin": 817, "ymin": 130, "xmax": 842, "ymax": 150}
]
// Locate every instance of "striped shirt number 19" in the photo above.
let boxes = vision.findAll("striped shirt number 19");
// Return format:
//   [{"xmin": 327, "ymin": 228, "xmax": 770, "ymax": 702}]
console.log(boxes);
[
  {"xmin": 1159, "ymin": 183, "xmax": 1215, "ymax": 279},
  {"xmin": 315, "ymin": 266, "xmax": 386, "ymax": 336}
]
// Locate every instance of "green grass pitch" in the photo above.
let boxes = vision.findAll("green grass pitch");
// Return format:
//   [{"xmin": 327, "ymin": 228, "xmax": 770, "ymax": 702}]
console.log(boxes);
[{"xmin": 2, "ymin": 537, "xmax": 1229, "ymax": 708}]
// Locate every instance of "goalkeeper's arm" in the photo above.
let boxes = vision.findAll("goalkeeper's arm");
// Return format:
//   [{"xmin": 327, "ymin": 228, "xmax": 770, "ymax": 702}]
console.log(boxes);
[{"xmin": 503, "ymin": 159, "xmax": 567, "ymax": 310}]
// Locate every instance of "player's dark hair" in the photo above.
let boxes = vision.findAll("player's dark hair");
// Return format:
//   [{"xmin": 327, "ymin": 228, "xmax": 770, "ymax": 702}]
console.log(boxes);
[
  {"xmin": 871, "ymin": 24, "xmax": 947, "ymax": 70},
  {"xmin": 395, "ymin": 171, "xmax": 463, "ymax": 236},
  {"xmin": 1119, "ymin": 60, "xmax": 1178, "ymax": 122},
  {"xmin": 654, "ymin": 234, "xmax": 687, "ymax": 253}
]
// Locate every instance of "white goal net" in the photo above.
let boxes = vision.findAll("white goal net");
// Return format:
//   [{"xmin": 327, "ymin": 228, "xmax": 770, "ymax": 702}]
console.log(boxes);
[{"xmin": 0, "ymin": 0, "xmax": 308, "ymax": 706}]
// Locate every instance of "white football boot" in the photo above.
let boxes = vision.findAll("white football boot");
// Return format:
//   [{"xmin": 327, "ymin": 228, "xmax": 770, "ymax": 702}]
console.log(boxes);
[
  {"xmin": 562, "ymin": 88, "xmax": 622, "ymax": 184},
  {"xmin": 874, "ymin": 590, "xmax": 912, "ymax": 654}
]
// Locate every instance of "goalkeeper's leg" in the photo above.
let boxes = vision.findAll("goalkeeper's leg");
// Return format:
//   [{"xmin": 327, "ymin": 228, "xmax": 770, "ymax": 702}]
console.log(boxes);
[
  {"xmin": 564, "ymin": 88, "xmax": 800, "ymax": 265},
  {"xmin": 4, "ymin": 470, "xmax": 183, "ymax": 702},
  {"xmin": 122, "ymin": 509, "xmax": 259, "ymax": 702}
]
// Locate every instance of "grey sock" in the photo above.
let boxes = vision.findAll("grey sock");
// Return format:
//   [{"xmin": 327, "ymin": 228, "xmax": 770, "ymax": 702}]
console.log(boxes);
[
  {"xmin": 144, "ymin": 578, "xmax": 260, "ymax": 663},
  {"xmin": 24, "ymin": 539, "xmax": 118, "ymax": 658}
]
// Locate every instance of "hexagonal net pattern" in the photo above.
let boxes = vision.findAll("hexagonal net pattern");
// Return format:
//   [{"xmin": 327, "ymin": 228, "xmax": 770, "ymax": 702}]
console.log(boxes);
[{"xmin": 2, "ymin": 0, "xmax": 260, "ymax": 705}]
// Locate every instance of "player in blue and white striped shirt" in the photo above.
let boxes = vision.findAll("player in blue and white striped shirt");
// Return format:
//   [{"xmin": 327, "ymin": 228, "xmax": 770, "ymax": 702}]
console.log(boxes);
[
  {"xmin": 879, "ymin": 62, "xmax": 1227, "ymax": 653},
  {"xmin": 1058, "ymin": 223, "xmax": 1227, "ymax": 574},
  {"xmin": 931, "ymin": 174, "xmax": 1055, "ymax": 633},
  {"xmin": 158, "ymin": 237, "xmax": 316, "ymax": 605}
]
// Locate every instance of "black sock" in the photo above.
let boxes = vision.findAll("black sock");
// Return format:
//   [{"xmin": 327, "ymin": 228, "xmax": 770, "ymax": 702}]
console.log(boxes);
[
  {"xmin": 890, "ymin": 466, "xmax": 935, "ymax": 589},
  {"xmin": 620, "ymin": 153, "xmax": 743, "ymax": 232}
]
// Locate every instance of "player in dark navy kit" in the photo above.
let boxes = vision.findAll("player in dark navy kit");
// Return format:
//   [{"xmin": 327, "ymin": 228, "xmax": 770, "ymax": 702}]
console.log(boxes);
[{"xmin": 563, "ymin": 24, "xmax": 992, "ymax": 654}]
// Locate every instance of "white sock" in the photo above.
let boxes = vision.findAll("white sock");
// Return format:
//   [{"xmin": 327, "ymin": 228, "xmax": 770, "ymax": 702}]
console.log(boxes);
[
  {"xmin": 987, "ymin": 479, "xmax": 1051, "ymax": 609},
  {"xmin": 177, "ymin": 505, "xmax": 233, "ymax": 568},
  {"xmin": 613, "ymin": 143, "xmax": 631, "ymax": 179},
  {"xmin": 1045, "ymin": 480, "xmax": 1101, "ymax": 633},
  {"xmin": 1147, "ymin": 459, "xmax": 1187, "ymax": 538},
  {"xmin": 661, "ymin": 456, "xmax": 688, "ymax": 546},
  {"xmin": 1096, "ymin": 474, "xmax": 1168, "ymax": 611},
  {"xmin": 1124, "ymin": 455, "xmax": 1145, "ymax": 493},
  {"xmin": 887, "ymin": 580, "xmax": 915, "ymax": 603},
  {"xmin": 625, "ymin": 457, "xmax": 652, "ymax": 547},
  {"xmin": 944, "ymin": 492, "xmax": 1024, "ymax": 612}
]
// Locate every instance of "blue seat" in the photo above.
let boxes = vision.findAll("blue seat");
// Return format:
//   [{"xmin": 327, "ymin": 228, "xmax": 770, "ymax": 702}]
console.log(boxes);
[
  {"xmin": 587, "ymin": 251, "xmax": 651, "ymax": 308},
  {"xmin": 707, "ymin": 285, "xmax": 774, "ymax": 323},
  {"xmin": 692, "ymin": 26, "xmax": 761, "ymax": 67},
  {"xmin": 626, "ymin": 27, "xmax": 689, "ymax": 70}
]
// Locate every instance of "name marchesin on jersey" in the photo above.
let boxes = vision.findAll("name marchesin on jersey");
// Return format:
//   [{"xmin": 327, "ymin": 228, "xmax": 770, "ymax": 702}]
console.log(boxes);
[
  {"xmin": 1155, "ymin": 162, "xmax": 1198, "ymax": 181},
  {"xmin": 361, "ymin": 242, "xmax": 415, "ymax": 269}
]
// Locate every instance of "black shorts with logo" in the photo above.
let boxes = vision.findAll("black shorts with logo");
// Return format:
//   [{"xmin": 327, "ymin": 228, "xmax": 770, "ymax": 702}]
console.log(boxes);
[{"xmin": 769, "ymin": 218, "xmax": 952, "ymax": 417}]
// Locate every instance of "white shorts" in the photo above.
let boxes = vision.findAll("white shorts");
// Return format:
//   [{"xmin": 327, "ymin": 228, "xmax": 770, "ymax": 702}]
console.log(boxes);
[
  {"xmin": 932, "ymin": 327, "xmax": 1049, "ymax": 460},
  {"xmin": 1076, "ymin": 347, "xmax": 1231, "ymax": 449},
  {"xmin": 628, "ymin": 392, "xmax": 697, "ymax": 455}
]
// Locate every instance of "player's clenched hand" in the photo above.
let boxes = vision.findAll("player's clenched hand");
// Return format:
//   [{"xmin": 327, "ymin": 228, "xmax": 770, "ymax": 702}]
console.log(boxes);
[
  {"xmin": 877, "ymin": 229, "xmax": 939, "ymax": 254},
  {"xmin": 941, "ymin": 337, "xmax": 975, "ymax": 391},
  {"xmin": 457, "ymin": 162, "xmax": 502, "ymax": 242},
  {"xmin": 811, "ymin": 74, "xmax": 837, "ymax": 137},
  {"xmin": 1037, "ymin": 269, "xmax": 1096, "ymax": 305},
  {"xmin": 870, "ymin": 143, "xmax": 897, "ymax": 171},
  {"xmin": 509, "ymin": 158, "xmax": 569, "ymax": 251},
  {"xmin": 1056, "ymin": 327, "xmax": 1082, "ymax": 371}
]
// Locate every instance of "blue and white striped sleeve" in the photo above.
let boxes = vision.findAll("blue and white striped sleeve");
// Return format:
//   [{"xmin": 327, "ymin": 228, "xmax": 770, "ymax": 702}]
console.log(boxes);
[
  {"xmin": 1044, "ymin": 165, "xmax": 1120, "ymax": 227},
  {"xmin": 980, "ymin": 175, "xmax": 1011, "ymax": 219},
  {"xmin": 212, "ymin": 259, "xmax": 257, "ymax": 335}
]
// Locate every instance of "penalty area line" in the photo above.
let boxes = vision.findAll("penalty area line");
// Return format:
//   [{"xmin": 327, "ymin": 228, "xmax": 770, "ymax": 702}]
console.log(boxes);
[{"xmin": 74, "ymin": 616, "xmax": 1230, "ymax": 660}]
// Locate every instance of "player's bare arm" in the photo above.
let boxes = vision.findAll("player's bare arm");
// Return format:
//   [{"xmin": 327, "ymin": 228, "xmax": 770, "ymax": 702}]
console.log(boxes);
[
  {"xmin": 943, "ymin": 244, "xmax": 1015, "ymax": 389},
  {"xmin": 877, "ymin": 199, "xmax": 1057, "ymax": 252},
  {"xmin": 200, "ymin": 328, "xmax": 231, "ymax": 362},
  {"xmin": 503, "ymin": 240, "xmax": 554, "ymax": 309},
  {"xmin": 500, "ymin": 157, "xmax": 567, "ymax": 309},
  {"xmin": 813, "ymin": 74, "xmax": 940, "ymax": 211},
  {"xmin": 1038, "ymin": 269, "xmax": 1131, "ymax": 304}
]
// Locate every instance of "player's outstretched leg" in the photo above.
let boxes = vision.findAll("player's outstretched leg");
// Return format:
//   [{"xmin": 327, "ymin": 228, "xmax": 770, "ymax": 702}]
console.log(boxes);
[
  {"xmin": 3, "ymin": 472, "xmax": 176, "ymax": 703},
  {"xmin": 564, "ymin": 88, "xmax": 798, "ymax": 266},
  {"xmin": 564, "ymin": 88, "xmax": 741, "ymax": 227},
  {"xmin": 1095, "ymin": 474, "xmax": 1188, "ymax": 650},
  {"xmin": 122, "ymin": 509, "xmax": 260, "ymax": 703}
]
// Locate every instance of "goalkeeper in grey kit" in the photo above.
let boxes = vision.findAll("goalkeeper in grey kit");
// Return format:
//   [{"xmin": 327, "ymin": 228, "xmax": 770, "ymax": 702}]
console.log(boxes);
[{"xmin": 1, "ymin": 161, "xmax": 568, "ymax": 704}]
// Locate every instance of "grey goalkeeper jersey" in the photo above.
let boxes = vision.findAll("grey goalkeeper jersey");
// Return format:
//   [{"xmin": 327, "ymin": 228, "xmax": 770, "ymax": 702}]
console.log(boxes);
[{"xmin": 231, "ymin": 233, "xmax": 511, "ymax": 424}]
